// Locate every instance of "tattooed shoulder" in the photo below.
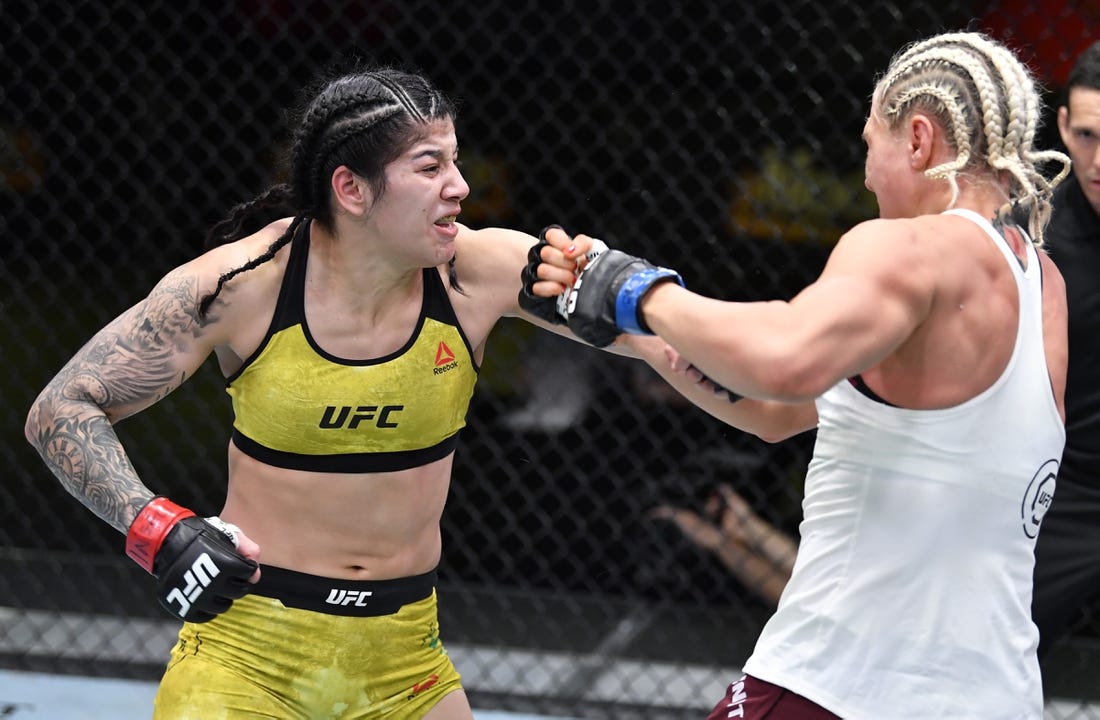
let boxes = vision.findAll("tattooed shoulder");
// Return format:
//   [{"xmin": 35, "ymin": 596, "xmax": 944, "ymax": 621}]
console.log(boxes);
[
  {"xmin": 54, "ymin": 269, "xmax": 217, "ymax": 412},
  {"xmin": 146, "ymin": 268, "xmax": 216, "ymax": 334}
]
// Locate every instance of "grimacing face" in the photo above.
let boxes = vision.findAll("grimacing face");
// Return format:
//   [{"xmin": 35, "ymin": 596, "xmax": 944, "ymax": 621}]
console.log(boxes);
[
  {"xmin": 1058, "ymin": 86, "xmax": 1100, "ymax": 216},
  {"xmin": 367, "ymin": 119, "xmax": 469, "ymax": 268}
]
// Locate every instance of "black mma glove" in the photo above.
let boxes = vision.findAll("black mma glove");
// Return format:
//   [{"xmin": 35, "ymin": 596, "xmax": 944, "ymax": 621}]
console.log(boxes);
[
  {"xmin": 518, "ymin": 225, "xmax": 607, "ymax": 324},
  {"xmin": 563, "ymin": 248, "xmax": 684, "ymax": 347},
  {"xmin": 126, "ymin": 496, "xmax": 257, "ymax": 623}
]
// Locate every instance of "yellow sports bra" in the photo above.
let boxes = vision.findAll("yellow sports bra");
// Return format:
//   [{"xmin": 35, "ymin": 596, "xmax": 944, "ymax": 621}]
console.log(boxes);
[{"xmin": 226, "ymin": 221, "xmax": 479, "ymax": 473}]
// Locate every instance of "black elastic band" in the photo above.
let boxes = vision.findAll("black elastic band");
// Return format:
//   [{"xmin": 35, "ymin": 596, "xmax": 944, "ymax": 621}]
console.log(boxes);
[
  {"xmin": 252, "ymin": 565, "xmax": 437, "ymax": 617},
  {"xmin": 231, "ymin": 430, "xmax": 460, "ymax": 473},
  {"xmin": 848, "ymin": 374, "xmax": 897, "ymax": 407}
]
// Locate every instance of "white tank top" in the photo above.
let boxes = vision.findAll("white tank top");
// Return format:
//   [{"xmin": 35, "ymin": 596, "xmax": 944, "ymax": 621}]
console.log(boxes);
[{"xmin": 742, "ymin": 209, "xmax": 1065, "ymax": 719}]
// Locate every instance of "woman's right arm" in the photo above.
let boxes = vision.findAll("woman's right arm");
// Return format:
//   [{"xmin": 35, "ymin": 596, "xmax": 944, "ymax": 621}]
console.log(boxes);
[{"xmin": 24, "ymin": 262, "xmax": 226, "ymax": 533}]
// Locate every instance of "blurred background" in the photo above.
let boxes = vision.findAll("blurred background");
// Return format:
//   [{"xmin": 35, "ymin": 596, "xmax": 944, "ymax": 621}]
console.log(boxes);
[{"xmin": 1, "ymin": 1, "xmax": 1096, "ymax": 718}]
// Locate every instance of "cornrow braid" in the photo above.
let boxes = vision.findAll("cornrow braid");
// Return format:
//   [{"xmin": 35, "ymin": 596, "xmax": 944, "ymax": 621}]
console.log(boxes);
[
  {"xmin": 292, "ymin": 92, "xmax": 403, "ymax": 212},
  {"xmin": 934, "ymin": 33, "xmax": 1037, "ymax": 155},
  {"xmin": 949, "ymin": 34, "xmax": 1047, "ymax": 227},
  {"xmin": 204, "ymin": 183, "xmax": 295, "ymax": 250},
  {"xmin": 198, "ymin": 66, "xmax": 460, "ymax": 316},
  {"xmin": 199, "ymin": 215, "xmax": 305, "ymax": 318},
  {"xmin": 890, "ymin": 83, "xmax": 972, "ymax": 206},
  {"xmin": 949, "ymin": 34, "xmax": 1071, "ymax": 245},
  {"xmin": 875, "ymin": 32, "xmax": 1070, "ymax": 247},
  {"xmin": 292, "ymin": 80, "xmax": 389, "ymax": 162},
  {"xmin": 881, "ymin": 44, "xmax": 1004, "ymax": 200},
  {"xmin": 369, "ymin": 72, "xmax": 425, "ymax": 122},
  {"xmin": 303, "ymin": 103, "xmax": 403, "ymax": 208}
]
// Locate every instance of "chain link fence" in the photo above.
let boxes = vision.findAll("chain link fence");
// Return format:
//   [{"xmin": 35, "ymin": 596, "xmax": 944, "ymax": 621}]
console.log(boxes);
[{"xmin": 2, "ymin": 1, "xmax": 1097, "ymax": 717}]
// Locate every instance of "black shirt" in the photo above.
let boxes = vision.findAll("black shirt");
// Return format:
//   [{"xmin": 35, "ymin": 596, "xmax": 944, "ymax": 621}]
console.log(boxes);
[{"xmin": 1045, "ymin": 175, "xmax": 1100, "ymax": 489}]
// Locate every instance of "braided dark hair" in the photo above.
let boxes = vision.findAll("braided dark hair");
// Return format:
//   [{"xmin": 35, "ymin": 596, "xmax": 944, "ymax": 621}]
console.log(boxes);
[{"xmin": 198, "ymin": 66, "xmax": 458, "ymax": 317}]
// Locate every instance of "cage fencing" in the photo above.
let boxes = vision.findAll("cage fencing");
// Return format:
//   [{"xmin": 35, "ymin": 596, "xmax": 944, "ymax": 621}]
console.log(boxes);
[{"xmin": 2, "ymin": 1, "xmax": 1097, "ymax": 717}]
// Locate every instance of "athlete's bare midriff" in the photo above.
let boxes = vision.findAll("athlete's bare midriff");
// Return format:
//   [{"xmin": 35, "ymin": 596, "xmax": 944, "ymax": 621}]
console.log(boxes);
[{"xmin": 220, "ymin": 442, "xmax": 454, "ymax": 580}]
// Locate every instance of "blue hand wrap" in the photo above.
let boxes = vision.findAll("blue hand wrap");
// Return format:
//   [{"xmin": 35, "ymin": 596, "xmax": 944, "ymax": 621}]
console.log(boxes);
[{"xmin": 614, "ymin": 268, "xmax": 684, "ymax": 335}]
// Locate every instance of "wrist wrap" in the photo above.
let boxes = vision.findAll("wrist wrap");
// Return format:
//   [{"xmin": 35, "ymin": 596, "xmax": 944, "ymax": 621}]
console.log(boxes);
[
  {"xmin": 614, "ymin": 268, "xmax": 682, "ymax": 334},
  {"xmin": 126, "ymin": 497, "xmax": 195, "ymax": 573}
]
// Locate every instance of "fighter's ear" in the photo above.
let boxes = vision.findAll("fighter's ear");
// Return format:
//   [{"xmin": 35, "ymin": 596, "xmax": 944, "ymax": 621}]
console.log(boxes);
[
  {"xmin": 907, "ymin": 113, "xmax": 937, "ymax": 172},
  {"xmin": 331, "ymin": 165, "xmax": 371, "ymax": 216},
  {"xmin": 1056, "ymin": 106, "xmax": 1071, "ymax": 149}
]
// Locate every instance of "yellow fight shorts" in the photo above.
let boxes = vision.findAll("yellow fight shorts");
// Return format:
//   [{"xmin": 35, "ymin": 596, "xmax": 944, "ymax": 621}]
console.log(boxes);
[{"xmin": 153, "ymin": 566, "xmax": 462, "ymax": 719}]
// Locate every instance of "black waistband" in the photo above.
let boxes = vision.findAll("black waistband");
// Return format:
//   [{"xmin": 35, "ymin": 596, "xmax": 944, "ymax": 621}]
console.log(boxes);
[{"xmin": 251, "ymin": 565, "xmax": 437, "ymax": 617}]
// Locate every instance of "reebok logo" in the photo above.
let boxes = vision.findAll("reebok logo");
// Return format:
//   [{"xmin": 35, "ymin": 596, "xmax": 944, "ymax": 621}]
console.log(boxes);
[
  {"xmin": 165, "ymin": 552, "xmax": 220, "ymax": 619},
  {"xmin": 435, "ymin": 341, "xmax": 455, "ymax": 365},
  {"xmin": 325, "ymin": 589, "xmax": 373, "ymax": 607},
  {"xmin": 433, "ymin": 341, "xmax": 458, "ymax": 375}
]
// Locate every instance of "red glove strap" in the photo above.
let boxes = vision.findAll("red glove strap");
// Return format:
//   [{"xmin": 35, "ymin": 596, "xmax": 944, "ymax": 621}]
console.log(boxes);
[{"xmin": 125, "ymin": 497, "xmax": 195, "ymax": 573}]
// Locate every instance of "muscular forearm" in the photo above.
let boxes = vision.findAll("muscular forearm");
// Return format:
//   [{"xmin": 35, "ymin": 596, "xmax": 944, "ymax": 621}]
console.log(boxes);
[
  {"xmin": 640, "ymin": 284, "xmax": 803, "ymax": 400},
  {"xmin": 24, "ymin": 274, "xmax": 211, "ymax": 532},
  {"xmin": 26, "ymin": 389, "xmax": 154, "ymax": 534}
]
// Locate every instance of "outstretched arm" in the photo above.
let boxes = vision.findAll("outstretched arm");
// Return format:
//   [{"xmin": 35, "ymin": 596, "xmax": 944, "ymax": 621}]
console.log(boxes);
[
  {"xmin": 452, "ymin": 223, "xmax": 641, "ymax": 357},
  {"xmin": 539, "ymin": 222, "xmax": 933, "ymax": 403},
  {"xmin": 636, "ymin": 220, "xmax": 933, "ymax": 402},
  {"xmin": 506, "ymin": 224, "xmax": 819, "ymax": 438}
]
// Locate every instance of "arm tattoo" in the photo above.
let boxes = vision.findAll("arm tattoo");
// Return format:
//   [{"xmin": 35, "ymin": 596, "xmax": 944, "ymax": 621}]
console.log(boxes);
[
  {"xmin": 30, "ymin": 412, "xmax": 151, "ymax": 533},
  {"xmin": 27, "ymin": 272, "xmax": 213, "ymax": 533}
]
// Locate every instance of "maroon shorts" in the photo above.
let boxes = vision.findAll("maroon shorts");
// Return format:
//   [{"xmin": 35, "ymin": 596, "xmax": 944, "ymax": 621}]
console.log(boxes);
[{"xmin": 706, "ymin": 675, "xmax": 840, "ymax": 719}]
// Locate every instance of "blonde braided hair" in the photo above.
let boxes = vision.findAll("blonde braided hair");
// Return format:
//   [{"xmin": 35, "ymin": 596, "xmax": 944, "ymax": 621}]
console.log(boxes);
[{"xmin": 873, "ymin": 32, "xmax": 1070, "ymax": 246}]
